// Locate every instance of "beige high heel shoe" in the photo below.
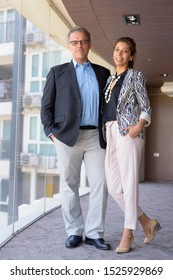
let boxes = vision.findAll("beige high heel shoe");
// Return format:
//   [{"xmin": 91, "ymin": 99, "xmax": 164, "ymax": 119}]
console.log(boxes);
[
  {"xmin": 116, "ymin": 235, "xmax": 134, "ymax": 254},
  {"xmin": 143, "ymin": 219, "xmax": 161, "ymax": 244}
]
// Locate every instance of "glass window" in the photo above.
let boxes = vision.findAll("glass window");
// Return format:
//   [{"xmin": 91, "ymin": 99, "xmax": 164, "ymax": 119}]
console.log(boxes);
[
  {"xmin": 0, "ymin": 11, "xmax": 4, "ymax": 43},
  {"xmin": 0, "ymin": 179, "xmax": 9, "ymax": 203},
  {"xmin": 42, "ymin": 51, "xmax": 61, "ymax": 77},
  {"xmin": 0, "ymin": 10, "xmax": 4, "ymax": 21},
  {"xmin": 40, "ymin": 144, "xmax": 56, "ymax": 156},
  {"xmin": 6, "ymin": 9, "xmax": 15, "ymax": 42},
  {"xmin": 0, "ymin": 9, "xmax": 15, "ymax": 43},
  {"xmin": 40, "ymin": 124, "xmax": 56, "ymax": 156},
  {"xmin": 42, "ymin": 53, "xmax": 49, "ymax": 78},
  {"xmin": 41, "ymin": 80, "xmax": 46, "ymax": 91},
  {"xmin": 32, "ymin": 54, "xmax": 39, "ymax": 77},
  {"xmin": 2, "ymin": 120, "xmax": 11, "ymax": 159},
  {"xmin": 29, "ymin": 116, "xmax": 37, "ymax": 139},
  {"xmin": 28, "ymin": 144, "xmax": 37, "ymax": 153},
  {"xmin": 7, "ymin": 9, "xmax": 14, "ymax": 21},
  {"xmin": 3, "ymin": 120, "xmax": 11, "ymax": 139},
  {"xmin": 40, "ymin": 124, "xmax": 47, "ymax": 141},
  {"xmin": 30, "ymin": 81, "xmax": 39, "ymax": 92},
  {"xmin": 0, "ymin": 9, "xmax": 77, "ymax": 247}
]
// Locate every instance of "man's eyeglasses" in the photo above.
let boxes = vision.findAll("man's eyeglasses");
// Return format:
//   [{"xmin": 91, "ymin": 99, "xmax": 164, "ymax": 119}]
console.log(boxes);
[{"xmin": 69, "ymin": 40, "xmax": 90, "ymax": 46}]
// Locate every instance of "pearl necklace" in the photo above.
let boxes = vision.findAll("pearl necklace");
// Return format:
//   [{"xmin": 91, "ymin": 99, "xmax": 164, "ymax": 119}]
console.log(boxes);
[{"xmin": 104, "ymin": 74, "xmax": 121, "ymax": 103}]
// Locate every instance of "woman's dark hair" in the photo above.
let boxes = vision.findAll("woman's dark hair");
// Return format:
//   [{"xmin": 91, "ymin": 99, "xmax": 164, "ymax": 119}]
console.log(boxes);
[{"xmin": 114, "ymin": 37, "xmax": 136, "ymax": 68}]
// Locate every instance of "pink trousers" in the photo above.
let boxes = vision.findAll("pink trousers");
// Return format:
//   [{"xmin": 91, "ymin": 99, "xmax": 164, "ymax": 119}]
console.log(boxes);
[{"xmin": 105, "ymin": 121, "xmax": 144, "ymax": 230}]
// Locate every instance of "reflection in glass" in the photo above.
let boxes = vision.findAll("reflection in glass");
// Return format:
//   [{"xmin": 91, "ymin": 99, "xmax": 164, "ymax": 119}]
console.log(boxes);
[{"xmin": 0, "ymin": 3, "xmax": 73, "ymax": 246}]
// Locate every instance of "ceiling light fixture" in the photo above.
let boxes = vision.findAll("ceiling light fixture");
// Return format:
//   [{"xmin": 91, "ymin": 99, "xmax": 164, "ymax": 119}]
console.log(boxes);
[
  {"xmin": 124, "ymin": 14, "xmax": 140, "ymax": 25},
  {"xmin": 160, "ymin": 73, "xmax": 169, "ymax": 77}
]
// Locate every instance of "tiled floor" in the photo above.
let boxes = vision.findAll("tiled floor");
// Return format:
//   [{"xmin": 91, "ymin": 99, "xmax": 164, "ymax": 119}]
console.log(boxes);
[{"xmin": 0, "ymin": 181, "xmax": 173, "ymax": 260}]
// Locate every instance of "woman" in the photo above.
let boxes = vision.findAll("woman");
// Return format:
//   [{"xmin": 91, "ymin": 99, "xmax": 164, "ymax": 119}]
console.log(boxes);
[{"xmin": 102, "ymin": 37, "xmax": 161, "ymax": 253}]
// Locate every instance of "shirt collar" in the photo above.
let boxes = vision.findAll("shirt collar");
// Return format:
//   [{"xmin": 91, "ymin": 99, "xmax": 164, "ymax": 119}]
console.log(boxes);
[{"xmin": 72, "ymin": 59, "xmax": 90, "ymax": 69}]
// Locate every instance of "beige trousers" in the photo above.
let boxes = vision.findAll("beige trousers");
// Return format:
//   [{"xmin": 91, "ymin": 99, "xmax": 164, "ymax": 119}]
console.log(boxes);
[
  {"xmin": 105, "ymin": 121, "xmax": 144, "ymax": 230},
  {"xmin": 54, "ymin": 129, "xmax": 108, "ymax": 238}
]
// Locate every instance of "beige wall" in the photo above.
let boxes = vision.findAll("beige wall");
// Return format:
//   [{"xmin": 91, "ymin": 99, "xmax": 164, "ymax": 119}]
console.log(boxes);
[{"xmin": 145, "ymin": 92, "xmax": 173, "ymax": 181}]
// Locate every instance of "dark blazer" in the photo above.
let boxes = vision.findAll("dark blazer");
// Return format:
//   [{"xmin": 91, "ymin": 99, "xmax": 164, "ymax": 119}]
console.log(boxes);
[{"xmin": 41, "ymin": 60, "xmax": 110, "ymax": 148}]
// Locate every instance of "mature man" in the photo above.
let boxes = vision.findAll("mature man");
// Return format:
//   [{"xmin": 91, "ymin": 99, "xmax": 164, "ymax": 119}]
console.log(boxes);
[{"xmin": 41, "ymin": 26, "xmax": 111, "ymax": 250}]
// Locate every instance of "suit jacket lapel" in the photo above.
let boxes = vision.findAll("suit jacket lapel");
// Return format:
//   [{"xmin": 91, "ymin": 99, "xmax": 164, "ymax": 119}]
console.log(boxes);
[
  {"xmin": 67, "ymin": 60, "xmax": 78, "ymax": 85},
  {"xmin": 66, "ymin": 61, "xmax": 81, "ymax": 98}
]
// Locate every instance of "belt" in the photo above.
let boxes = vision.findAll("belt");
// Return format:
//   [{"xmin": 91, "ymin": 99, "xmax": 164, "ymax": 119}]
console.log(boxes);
[{"xmin": 80, "ymin": 125, "xmax": 98, "ymax": 130}]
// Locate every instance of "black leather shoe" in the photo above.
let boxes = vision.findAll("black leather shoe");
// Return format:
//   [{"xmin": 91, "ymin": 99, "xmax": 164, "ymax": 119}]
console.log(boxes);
[
  {"xmin": 65, "ymin": 235, "xmax": 83, "ymax": 248},
  {"xmin": 85, "ymin": 237, "xmax": 111, "ymax": 250}
]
